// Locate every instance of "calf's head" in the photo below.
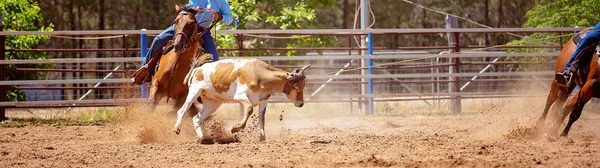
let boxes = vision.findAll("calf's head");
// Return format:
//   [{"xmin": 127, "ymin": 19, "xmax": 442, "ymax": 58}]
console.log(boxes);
[{"xmin": 283, "ymin": 64, "xmax": 311, "ymax": 107}]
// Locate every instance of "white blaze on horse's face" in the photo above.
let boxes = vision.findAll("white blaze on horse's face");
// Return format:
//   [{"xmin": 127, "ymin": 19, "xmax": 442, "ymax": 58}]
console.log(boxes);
[{"xmin": 173, "ymin": 5, "xmax": 200, "ymax": 53}]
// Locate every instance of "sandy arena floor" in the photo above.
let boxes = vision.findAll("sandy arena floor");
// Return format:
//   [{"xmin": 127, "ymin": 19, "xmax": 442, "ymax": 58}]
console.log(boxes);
[{"xmin": 1, "ymin": 98, "xmax": 600, "ymax": 167}]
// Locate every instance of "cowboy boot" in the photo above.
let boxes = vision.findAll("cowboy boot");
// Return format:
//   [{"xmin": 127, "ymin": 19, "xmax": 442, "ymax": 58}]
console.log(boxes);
[
  {"xmin": 132, "ymin": 48, "xmax": 163, "ymax": 84},
  {"xmin": 555, "ymin": 61, "xmax": 579, "ymax": 88},
  {"xmin": 132, "ymin": 64, "xmax": 150, "ymax": 84}
]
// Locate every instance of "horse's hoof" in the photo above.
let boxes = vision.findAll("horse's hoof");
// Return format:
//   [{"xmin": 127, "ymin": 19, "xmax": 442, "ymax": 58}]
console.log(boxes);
[
  {"xmin": 534, "ymin": 121, "xmax": 545, "ymax": 131},
  {"xmin": 173, "ymin": 128, "xmax": 181, "ymax": 135}
]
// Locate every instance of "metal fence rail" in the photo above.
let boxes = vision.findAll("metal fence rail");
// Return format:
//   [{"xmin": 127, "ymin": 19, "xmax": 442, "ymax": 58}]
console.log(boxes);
[{"xmin": 0, "ymin": 28, "xmax": 576, "ymax": 116}]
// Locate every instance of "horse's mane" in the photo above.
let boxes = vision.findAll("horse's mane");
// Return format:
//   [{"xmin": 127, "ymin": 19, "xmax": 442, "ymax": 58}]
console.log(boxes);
[{"xmin": 178, "ymin": 5, "xmax": 198, "ymax": 15}]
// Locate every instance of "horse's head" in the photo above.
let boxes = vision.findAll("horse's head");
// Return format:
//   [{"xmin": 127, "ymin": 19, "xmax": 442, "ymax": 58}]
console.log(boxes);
[{"xmin": 173, "ymin": 5, "xmax": 200, "ymax": 53}]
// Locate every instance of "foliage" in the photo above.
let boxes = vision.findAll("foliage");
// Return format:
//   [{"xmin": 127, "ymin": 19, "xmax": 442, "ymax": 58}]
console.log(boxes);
[
  {"xmin": 0, "ymin": 0, "xmax": 54, "ymax": 101},
  {"xmin": 215, "ymin": 0, "xmax": 338, "ymax": 57},
  {"xmin": 524, "ymin": 0, "xmax": 600, "ymax": 28},
  {"xmin": 78, "ymin": 108, "xmax": 116, "ymax": 122},
  {"xmin": 506, "ymin": 0, "xmax": 600, "ymax": 70},
  {"xmin": 510, "ymin": 0, "xmax": 600, "ymax": 48},
  {"xmin": 0, "ymin": 118, "xmax": 103, "ymax": 128},
  {"xmin": 286, "ymin": 36, "xmax": 336, "ymax": 56}
]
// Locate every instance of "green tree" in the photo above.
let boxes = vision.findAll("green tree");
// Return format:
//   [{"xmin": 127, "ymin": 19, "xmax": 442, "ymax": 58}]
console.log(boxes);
[
  {"xmin": 215, "ymin": 0, "xmax": 338, "ymax": 57},
  {"xmin": 506, "ymin": 0, "xmax": 600, "ymax": 70},
  {"xmin": 0, "ymin": 0, "xmax": 54, "ymax": 101},
  {"xmin": 510, "ymin": 0, "xmax": 600, "ymax": 48}
]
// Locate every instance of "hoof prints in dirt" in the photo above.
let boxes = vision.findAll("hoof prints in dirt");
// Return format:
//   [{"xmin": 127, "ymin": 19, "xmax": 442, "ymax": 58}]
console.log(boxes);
[
  {"xmin": 337, "ymin": 154, "xmax": 395, "ymax": 167},
  {"xmin": 233, "ymin": 115, "xmax": 263, "ymax": 143},
  {"xmin": 505, "ymin": 126, "xmax": 537, "ymax": 139},
  {"xmin": 203, "ymin": 117, "xmax": 240, "ymax": 144}
]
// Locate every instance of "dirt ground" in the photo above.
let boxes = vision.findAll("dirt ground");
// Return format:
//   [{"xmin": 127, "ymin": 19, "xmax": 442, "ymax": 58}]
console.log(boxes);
[{"xmin": 1, "ymin": 98, "xmax": 600, "ymax": 167}]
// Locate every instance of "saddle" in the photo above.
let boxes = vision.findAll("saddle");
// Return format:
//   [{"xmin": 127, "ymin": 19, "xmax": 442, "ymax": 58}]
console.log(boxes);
[
  {"xmin": 131, "ymin": 40, "xmax": 175, "ymax": 84},
  {"xmin": 132, "ymin": 40, "xmax": 213, "ymax": 84},
  {"xmin": 132, "ymin": 9, "xmax": 221, "ymax": 85},
  {"xmin": 572, "ymin": 31, "xmax": 588, "ymax": 45}
]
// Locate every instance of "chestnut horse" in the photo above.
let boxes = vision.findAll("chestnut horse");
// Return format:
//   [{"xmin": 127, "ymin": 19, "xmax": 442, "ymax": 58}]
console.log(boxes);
[
  {"xmin": 536, "ymin": 29, "xmax": 600, "ymax": 137},
  {"xmin": 149, "ymin": 5, "xmax": 219, "ymax": 109}
]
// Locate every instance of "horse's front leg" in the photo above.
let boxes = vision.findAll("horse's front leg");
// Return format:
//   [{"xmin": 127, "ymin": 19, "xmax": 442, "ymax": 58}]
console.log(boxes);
[
  {"xmin": 148, "ymin": 81, "xmax": 162, "ymax": 111},
  {"xmin": 536, "ymin": 80, "xmax": 561, "ymax": 129}
]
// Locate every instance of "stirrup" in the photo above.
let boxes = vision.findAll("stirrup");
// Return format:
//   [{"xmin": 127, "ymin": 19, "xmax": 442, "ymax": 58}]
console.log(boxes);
[{"xmin": 554, "ymin": 72, "xmax": 573, "ymax": 88}]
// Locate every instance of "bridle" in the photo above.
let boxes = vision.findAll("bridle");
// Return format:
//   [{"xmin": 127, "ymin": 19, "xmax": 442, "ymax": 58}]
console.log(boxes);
[
  {"xmin": 167, "ymin": 9, "xmax": 221, "ymax": 103},
  {"xmin": 174, "ymin": 10, "xmax": 198, "ymax": 53}
]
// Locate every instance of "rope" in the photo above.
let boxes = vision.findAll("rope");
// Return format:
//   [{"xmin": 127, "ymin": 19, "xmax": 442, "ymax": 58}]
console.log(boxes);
[
  {"xmin": 244, "ymin": 34, "xmax": 312, "ymax": 39},
  {"xmin": 50, "ymin": 35, "xmax": 129, "ymax": 40},
  {"xmin": 399, "ymin": 0, "xmax": 559, "ymax": 46},
  {"xmin": 310, "ymin": 32, "xmax": 574, "ymax": 77},
  {"xmin": 316, "ymin": 0, "xmax": 576, "ymax": 77}
]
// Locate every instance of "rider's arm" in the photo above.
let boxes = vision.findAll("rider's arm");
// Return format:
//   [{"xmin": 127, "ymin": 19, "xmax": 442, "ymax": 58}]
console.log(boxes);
[
  {"xmin": 593, "ymin": 21, "xmax": 600, "ymax": 30},
  {"xmin": 216, "ymin": 0, "xmax": 233, "ymax": 25}
]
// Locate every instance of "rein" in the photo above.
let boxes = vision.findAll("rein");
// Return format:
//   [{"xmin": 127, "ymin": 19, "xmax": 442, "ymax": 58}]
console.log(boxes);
[
  {"xmin": 175, "ymin": 32, "xmax": 190, "ymax": 51},
  {"xmin": 167, "ymin": 18, "xmax": 198, "ymax": 103},
  {"xmin": 166, "ymin": 9, "xmax": 221, "ymax": 103}
]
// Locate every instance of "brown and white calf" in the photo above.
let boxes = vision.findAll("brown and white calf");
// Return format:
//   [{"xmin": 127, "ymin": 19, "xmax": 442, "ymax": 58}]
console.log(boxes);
[{"xmin": 173, "ymin": 58, "xmax": 311, "ymax": 141}]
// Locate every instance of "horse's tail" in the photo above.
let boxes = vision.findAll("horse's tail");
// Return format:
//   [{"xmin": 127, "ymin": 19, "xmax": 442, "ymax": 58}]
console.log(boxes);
[{"xmin": 183, "ymin": 53, "xmax": 213, "ymax": 85}]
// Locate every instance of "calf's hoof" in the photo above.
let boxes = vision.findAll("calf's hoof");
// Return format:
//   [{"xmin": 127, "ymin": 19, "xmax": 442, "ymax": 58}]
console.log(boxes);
[
  {"xmin": 560, "ymin": 132, "xmax": 569, "ymax": 137},
  {"xmin": 259, "ymin": 135, "xmax": 266, "ymax": 142},
  {"xmin": 173, "ymin": 128, "xmax": 181, "ymax": 135},
  {"xmin": 198, "ymin": 138, "xmax": 214, "ymax": 144},
  {"xmin": 230, "ymin": 126, "xmax": 243, "ymax": 133}
]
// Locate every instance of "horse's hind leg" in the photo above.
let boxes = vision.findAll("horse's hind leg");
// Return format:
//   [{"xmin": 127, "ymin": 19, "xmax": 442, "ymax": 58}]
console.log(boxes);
[
  {"xmin": 558, "ymin": 80, "xmax": 595, "ymax": 137},
  {"xmin": 536, "ymin": 81, "xmax": 561, "ymax": 128}
]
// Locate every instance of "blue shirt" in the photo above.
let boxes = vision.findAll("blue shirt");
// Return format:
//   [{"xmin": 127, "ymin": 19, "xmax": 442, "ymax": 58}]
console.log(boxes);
[
  {"xmin": 593, "ymin": 21, "xmax": 600, "ymax": 30},
  {"xmin": 189, "ymin": 0, "xmax": 233, "ymax": 25}
]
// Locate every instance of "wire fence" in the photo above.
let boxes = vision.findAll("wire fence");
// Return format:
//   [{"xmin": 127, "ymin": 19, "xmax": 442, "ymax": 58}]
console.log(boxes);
[{"xmin": 0, "ymin": 28, "xmax": 576, "ymax": 112}]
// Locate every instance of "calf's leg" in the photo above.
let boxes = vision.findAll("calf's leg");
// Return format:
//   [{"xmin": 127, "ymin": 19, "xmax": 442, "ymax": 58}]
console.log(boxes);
[
  {"xmin": 231, "ymin": 102, "xmax": 253, "ymax": 133},
  {"xmin": 257, "ymin": 102, "xmax": 267, "ymax": 142},
  {"xmin": 173, "ymin": 86, "xmax": 201, "ymax": 134},
  {"xmin": 192, "ymin": 99, "xmax": 222, "ymax": 141}
]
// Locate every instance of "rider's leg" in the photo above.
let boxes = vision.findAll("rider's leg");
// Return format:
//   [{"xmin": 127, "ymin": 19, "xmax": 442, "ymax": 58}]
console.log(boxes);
[
  {"xmin": 143, "ymin": 26, "xmax": 175, "ymax": 65},
  {"xmin": 201, "ymin": 32, "xmax": 219, "ymax": 61},
  {"xmin": 558, "ymin": 30, "xmax": 600, "ymax": 85},
  {"xmin": 133, "ymin": 26, "xmax": 175, "ymax": 84}
]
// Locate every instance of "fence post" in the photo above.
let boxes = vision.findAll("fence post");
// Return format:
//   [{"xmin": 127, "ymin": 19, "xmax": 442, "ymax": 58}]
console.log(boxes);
[
  {"xmin": 140, "ymin": 29, "xmax": 148, "ymax": 98},
  {"xmin": 0, "ymin": 14, "xmax": 6, "ymax": 121},
  {"xmin": 360, "ymin": 0, "xmax": 370, "ymax": 115},
  {"xmin": 237, "ymin": 34, "xmax": 243, "ymax": 57},
  {"xmin": 445, "ymin": 15, "xmax": 461, "ymax": 113},
  {"xmin": 367, "ymin": 33, "xmax": 374, "ymax": 115}
]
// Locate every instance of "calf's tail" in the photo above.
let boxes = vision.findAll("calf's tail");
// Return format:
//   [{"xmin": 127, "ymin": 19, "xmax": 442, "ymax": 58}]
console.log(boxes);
[{"xmin": 183, "ymin": 53, "xmax": 213, "ymax": 85}]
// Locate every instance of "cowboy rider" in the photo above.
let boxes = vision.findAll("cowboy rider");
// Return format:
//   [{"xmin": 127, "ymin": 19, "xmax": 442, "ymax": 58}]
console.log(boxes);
[
  {"xmin": 556, "ymin": 21, "xmax": 600, "ymax": 87},
  {"xmin": 132, "ymin": 0, "xmax": 232, "ymax": 84}
]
